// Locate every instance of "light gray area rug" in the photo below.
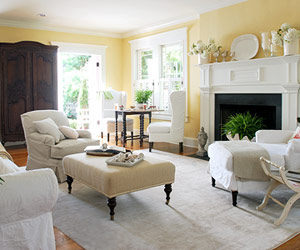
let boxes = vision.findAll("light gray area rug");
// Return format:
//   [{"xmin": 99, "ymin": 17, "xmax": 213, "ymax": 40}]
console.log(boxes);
[{"xmin": 53, "ymin": 150, "xmax": 300, "ymax": 250}]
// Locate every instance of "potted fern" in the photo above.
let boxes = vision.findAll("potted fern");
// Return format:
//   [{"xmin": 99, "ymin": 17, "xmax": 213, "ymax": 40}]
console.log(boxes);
[
  {"xmin": 222, "ymin": 111, "xmax": 265, "ymax": 141},
  {"xmin": 135, "ymin": 90, "xmax": 153, "ymax": 109}
]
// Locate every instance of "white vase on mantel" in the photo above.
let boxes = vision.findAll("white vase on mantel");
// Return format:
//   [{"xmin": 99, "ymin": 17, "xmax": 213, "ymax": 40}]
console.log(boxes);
[
  {"xmin": 283, "ymin": 38, "xmax": 299, "ymax": 56},
  {"xmin": 198, "ymin": 54, "xmax": 211, "ymax": 64}
]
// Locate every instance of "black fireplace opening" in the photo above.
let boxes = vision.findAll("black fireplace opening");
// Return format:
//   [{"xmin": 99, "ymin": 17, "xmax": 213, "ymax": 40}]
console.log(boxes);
[{"xmin": 215, "ymin": 94, "xmax": 282, "ymax": 141}]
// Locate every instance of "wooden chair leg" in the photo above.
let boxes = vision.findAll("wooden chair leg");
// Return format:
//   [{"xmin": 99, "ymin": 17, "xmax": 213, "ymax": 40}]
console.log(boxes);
[
  {"xmin": 232, "ymin": 190, "xmax": 238, "ymax": 206},
  {"xmin": 131, "ymin": 131, "xmax": 133, "ymax": 140},
  {"xmin": 149, "ymin": 142, "xmax": 153, "ymax": 152},
  {"xmin": 211, "ymin": 177, "xmax": 216, "ymax": 187},
  {"xmin": 107, "ymin": 133, "xmax": 110, "ymax": 142},
  {"xmin": 179, "ymin": 142, "xmax": 183, "ymax": 153},
  {"xmin": 101, "ymin": 132, "xmax": 104, "ymax": 139}
]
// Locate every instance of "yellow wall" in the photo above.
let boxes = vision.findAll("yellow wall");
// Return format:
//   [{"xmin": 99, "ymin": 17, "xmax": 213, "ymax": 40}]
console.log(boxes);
[
  {"xmin": 122, "ymin": 0, "xmax": 300, "ymax": 140},
  {"xmin": 199, "ymin": 0, "xmax": 300, "ymax": 59},
  {"xmin": 1, "ymin": 0, "xmax": 300, "ymax": 141},
  {"xmin": 0, "ymin": 26, "xmax": 123, "ymax": 91}
]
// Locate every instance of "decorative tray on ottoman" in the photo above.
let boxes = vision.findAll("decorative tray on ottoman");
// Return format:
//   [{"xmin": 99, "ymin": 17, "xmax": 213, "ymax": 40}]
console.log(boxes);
[
  {"xmin": 106, "ymin": 152, "xmax": 144, "ymax": 167},
  {"xmin": 85, "ymin": 144, "xmax": 128, "ymax": 156}
]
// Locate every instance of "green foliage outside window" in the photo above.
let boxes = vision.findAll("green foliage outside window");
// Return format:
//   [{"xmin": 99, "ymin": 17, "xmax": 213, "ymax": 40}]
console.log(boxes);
[{"xmin": 62, "ymin": 55, "xmax": 91, "ymax": 119}]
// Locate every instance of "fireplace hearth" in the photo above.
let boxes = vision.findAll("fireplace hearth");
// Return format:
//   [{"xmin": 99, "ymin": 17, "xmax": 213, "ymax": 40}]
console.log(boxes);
[{"xmin": 215, "ymin": 94, "xmax": 282, "ymax": 140}]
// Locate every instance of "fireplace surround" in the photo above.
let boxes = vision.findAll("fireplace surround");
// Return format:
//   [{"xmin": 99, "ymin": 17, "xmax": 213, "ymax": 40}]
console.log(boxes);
[{"xmin": 199, "ymin": 55, "xmax": 300, "ymax": 144}]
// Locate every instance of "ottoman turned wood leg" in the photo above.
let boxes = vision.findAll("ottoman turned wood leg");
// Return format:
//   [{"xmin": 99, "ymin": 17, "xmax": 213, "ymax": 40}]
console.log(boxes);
[
  {"xmin": 107, "ymin": 197, "xmax": 117, "ymax": 220},
  {"xmin": 164, "ymin": 184, "xmax": 172, "ymax": 205},
  {"xmin": 66, "ymin": 175, "xmax": 73, "ymax": 194}
]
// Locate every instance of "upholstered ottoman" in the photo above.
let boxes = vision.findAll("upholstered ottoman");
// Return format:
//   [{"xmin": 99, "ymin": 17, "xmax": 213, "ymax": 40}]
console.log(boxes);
[{"xmin": 63, "ymin": 153, "xmax": 175, "ymax": 220}]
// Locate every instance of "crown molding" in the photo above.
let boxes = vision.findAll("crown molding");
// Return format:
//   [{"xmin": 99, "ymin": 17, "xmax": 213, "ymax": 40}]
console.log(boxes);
[
  {"xmin": 0, "ymin": 19, "xmax": 123, "ymax": 38},
  {"xmin": 122, "ymin": 14, "xmax": 199, "ymax": 38}
]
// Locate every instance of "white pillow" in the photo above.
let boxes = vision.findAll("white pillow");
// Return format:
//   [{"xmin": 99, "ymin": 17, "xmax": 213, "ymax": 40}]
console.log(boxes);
[
  {"xmin": 33, "ymin": 118, "xmax": 65, "ymax": 143},
  {"xmin": 0, "ymin": 158, "xmax": 19, "ymax": 175},
  {"xmin": 59, "ymin": 126, "xmax": 79, "ymax": 139}
]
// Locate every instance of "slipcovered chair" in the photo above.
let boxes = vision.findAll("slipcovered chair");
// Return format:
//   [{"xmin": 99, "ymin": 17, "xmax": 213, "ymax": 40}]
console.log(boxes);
[
  {"xmin": 0, "ymin": 143, "xmax": 58, "ymax": 250},
  {"xmin": 208, "ymin": 129, "xmax": 300, "ymax": 206},
  {"xmin": 100, "ymin": 89, "xmax": 133, "ymax": 142},
  {"xmin": 21, "ymin": 110, "xmax": 99, "ymax": 182},
  {"xmin": 147, "ymin": 90, "xmax": 186, "ymax": 153}
]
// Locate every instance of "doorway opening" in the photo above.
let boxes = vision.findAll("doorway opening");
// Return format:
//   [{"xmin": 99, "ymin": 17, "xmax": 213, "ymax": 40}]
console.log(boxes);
[{"xmin": 52, "ymin": 41, "xmax": 107, "ymax": 138}]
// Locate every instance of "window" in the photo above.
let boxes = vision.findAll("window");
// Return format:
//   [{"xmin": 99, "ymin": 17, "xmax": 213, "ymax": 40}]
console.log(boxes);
[{"xmin": 130, "ymin": 28, "xmax": 187, "ymax": 120}]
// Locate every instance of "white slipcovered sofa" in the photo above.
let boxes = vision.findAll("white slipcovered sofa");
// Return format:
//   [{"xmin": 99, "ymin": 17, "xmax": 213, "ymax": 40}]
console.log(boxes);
[
  {"xmin": 208, "ymin": 129, "xmax": 300, "ymax": 205},
  {"xmin": 0, "ymin": 143, "xmax": 58, "ymax": 250},
  {"xmin": 21, "ymin": 110, "xmax": 99, "ymax": 182}
]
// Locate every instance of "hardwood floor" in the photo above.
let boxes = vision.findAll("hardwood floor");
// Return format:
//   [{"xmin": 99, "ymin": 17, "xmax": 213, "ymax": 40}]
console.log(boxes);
[{"xmin": 5, "ymin": 140, "xmax": 299, "ymax": 250}]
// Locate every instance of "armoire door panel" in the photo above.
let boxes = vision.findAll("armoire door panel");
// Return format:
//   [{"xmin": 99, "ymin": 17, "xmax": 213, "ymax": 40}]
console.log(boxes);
[
  {"xmin": 32, "ymin": 51, "xmax": 58, "ymax": 110},
  {"xmin": 2, "ymin": 50, "xmax": 32, "ymax": 140}
]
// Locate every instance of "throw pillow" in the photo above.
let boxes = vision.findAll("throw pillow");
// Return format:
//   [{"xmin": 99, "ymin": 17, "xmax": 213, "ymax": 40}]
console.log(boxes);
[
  {"xmin": 33, "ymin": 118, "xmax": 65, "ymax": 143},
  {"xmin": 292, "ymin": 126, "xmax": 300, "ymax": 139},
  {"xmin": 0, "ymin": 158, "xmax": 19, "ymax": 175},
  {"xmin": 59, "ymin": 126, "xmax": 79, "ymax": 139}
]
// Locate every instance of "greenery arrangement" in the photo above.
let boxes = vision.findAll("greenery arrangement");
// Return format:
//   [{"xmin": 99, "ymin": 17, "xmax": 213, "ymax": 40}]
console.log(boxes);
[
  {"xmin": 135, "ymin": 90, "xmax": 153, "ymax": 104},
  {"xmin": 222, "ymin": 111, "xmax": 265, "ymax": 140},
  {"xmin": 298, "ymin": 117, "xmax": 300, "ymax": 123},
  {"xmin": 0, "ymin": 177, "xmax": 4, "ymax": 184}
]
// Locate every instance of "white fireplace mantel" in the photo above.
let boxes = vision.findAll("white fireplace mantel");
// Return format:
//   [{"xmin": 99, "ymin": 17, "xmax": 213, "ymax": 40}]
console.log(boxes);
[{"xmin": 199, "ymin": 55, "xmax": 300, "ymax": 144}]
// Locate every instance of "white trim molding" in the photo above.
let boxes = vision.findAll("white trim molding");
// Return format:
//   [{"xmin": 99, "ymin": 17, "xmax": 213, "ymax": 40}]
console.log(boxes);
[
  {"xmin": 199, "ymin": 55, "xmax": 300, "ymax": 144},
  {"xmin": 0, "ymin": 19, "xmax": 122, "ymax": 38}
]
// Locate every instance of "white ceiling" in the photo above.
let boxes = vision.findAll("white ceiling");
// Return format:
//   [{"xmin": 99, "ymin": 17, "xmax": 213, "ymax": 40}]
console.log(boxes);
[{"xmin": 0, "ymin": 0, "xmax": 246, "ymax": 38}]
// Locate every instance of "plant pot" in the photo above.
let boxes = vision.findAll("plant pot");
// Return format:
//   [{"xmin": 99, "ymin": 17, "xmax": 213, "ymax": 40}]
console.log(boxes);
[
  {"xmin": 136, "ymin": 103, "xmax": 144, "ymax": 109},
  {"xmin": 283, "ymin": 38, "xmax": 299, "ymax": 56}
]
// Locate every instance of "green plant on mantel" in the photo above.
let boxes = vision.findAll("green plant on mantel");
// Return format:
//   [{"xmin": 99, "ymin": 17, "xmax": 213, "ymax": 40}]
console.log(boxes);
[{"xmin": 222, "ymin": 111, "xmax": 265, "ymax": 140}]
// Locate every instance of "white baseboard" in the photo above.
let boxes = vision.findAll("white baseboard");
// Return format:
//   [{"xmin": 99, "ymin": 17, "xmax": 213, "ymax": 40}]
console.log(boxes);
[
  {"xmin": 137, "ymin": 128, "xmax": 198, "ymax": 149},
  {"xmin": 4, "ymin": 141, "xmax": 26, "ymax": 146},
  {"xmin": 183, "ymin": 137, "xmax": 198, "ymax": 148}
]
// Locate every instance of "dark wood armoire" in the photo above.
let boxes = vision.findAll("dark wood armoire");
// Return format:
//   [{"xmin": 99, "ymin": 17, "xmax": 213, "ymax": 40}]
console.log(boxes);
[{"xmin": 0, "ymin": 41, "xmax": 58, "ymax": 144}]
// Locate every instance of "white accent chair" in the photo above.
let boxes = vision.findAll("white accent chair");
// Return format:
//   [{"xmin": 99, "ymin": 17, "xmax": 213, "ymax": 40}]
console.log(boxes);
[
  {"xmin": 147, "ymin": 90, "xmax": 186, "ymax": 153},
  {"xmin": 208, "ymin": 129, "xmax": 300, "ymax": 206},
  {"xmin": 21, "ymin": 110, "xmax": 99, "ymax": 182},
  {"xmin": 100, "ymin": 89, "xmax": 134, "ymax": 142},
  {"xmin": 0, "ymin": 143, "xmax": 58, "ymax": 250}
]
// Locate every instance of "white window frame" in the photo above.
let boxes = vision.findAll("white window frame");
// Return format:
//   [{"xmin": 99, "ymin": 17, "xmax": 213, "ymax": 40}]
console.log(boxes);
[
  {"xmin": 51, "ymin": 41, "xmax": 107, "ymax": 111},
  {"xmin": 129, "ymin": 28, "xmax": 188, "ymax": 120}
]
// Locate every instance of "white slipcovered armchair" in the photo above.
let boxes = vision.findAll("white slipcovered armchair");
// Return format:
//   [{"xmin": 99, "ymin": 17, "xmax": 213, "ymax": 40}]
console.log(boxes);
[
  {"xmin": 21, "ymin": 110, "xmax": 99, "ymax": 182},
  {"xmin": 0, "ymin": 144, "xmax": 58, "ymax": 250},
  {"xmin": 208, "ymin": 129, "xmax": 300, "ymax": 205},
  {"xmin": 147, "ymin": 90, "xmax": 186, "ymax": 153}
]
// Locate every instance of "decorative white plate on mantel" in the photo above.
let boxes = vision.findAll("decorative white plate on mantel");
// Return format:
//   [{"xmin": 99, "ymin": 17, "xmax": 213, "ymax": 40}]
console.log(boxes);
[{"xmin": 231, "ymin": 34, "xmax": 259, "ymax": 60}]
